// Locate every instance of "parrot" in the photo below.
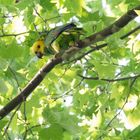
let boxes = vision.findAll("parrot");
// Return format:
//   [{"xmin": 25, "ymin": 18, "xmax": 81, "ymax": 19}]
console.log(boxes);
[{"xmin": 31, "ymin": 23, "xmax": 83, "ymax": 58}]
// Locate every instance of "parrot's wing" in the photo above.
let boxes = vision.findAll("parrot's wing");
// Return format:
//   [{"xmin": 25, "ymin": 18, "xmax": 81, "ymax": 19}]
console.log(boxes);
[{"xmin": 44, "ymin": 23, "xmax": 76, "ymax": 48}]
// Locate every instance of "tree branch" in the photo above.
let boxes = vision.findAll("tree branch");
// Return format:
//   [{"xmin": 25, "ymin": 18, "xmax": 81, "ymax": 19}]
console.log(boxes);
[
  {"xmin": 75, "ymin": 24, "xmax": 140, "ymax": 61},
  {"xmin": 79, "ymin": 73, "xmax": 140, "ymax": 82},
  {"xmin": 0, "ymin": 5, "xmax": 140, "ymax": 120},
  {"xmin": 0, "ymin": 57, "xmax": 62, "ymax": 120},
  {"xmin": 0, "ymin": 31, "xmax": 30, "ymax": 38},
  {"xmin": 120, "ymin": 25, "xmax": 140, "ymax": 39},
  {"xmin": 77, "ymin": 5, "xmax": 140, "ymax": 48}
]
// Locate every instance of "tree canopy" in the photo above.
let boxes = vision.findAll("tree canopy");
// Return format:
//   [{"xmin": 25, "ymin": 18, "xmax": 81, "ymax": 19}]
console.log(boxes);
[{"xmin": 0, "ymin": 0, "xmax": 140, "ymax": 140}]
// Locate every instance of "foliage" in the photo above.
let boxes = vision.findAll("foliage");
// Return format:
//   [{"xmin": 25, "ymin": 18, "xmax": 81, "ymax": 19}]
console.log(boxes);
[{"xmin": 0, "ymin": 0, "xmax": 140, "ymax": 139}]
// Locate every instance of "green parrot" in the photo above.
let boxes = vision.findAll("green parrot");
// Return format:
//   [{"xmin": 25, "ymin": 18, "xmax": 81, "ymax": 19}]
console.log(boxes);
[{"xmin": 31, "ymin": 23, "xmax": 83, "ymax": 58}]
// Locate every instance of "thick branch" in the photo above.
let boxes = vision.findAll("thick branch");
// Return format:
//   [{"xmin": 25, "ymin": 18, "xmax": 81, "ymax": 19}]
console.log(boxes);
[
  {"xmin": 0, "ymin": 5, "xmax": 140, "ymax": 120},
  {"xmin": 75, "ymin": 24, "xmax": 140, "ymax": 61},
  {"xmin": 77, "ymin": 5, "xmax": 140, "ymax": 48},
  {"xmin": 0, "ymin": 57, "xmax": 62, "ymax": 120}
]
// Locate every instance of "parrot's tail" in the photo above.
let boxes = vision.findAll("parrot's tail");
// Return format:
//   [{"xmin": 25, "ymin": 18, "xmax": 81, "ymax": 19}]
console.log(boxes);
[
  {"xmin": 49, "ymin": 23, "xmax": 77, "ymax": 44},
  {"xmin": 60, "ymin": 23, "xmax": 76, "ymax": 32},
  {"xmin": 55, "ymin": 23, "xmax": 76, "ymax": 36}
]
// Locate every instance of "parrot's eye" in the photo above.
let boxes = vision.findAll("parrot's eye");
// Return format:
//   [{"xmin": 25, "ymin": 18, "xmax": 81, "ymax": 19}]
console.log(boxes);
[
  {"xmin": 35, "ymin": 51, "xmax": 37, "ymax": 54},
  {"xmin": 37, "ymin": 45, "xmax": 40, "ymax": 48}
]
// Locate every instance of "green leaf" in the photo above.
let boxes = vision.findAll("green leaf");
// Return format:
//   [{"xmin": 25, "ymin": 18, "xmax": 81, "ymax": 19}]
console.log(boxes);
[
  {"xmin": 107, "ymin": 0, "xmax": 122, "ymax": 5},
  {"xmin": 0, "ymin": 119, "xmax": 8, "ymax": 129},
  {"xmin": 64, "ymin": 0, "xmax": 85, "ymax": 16},
  {"xmin": 24, "ymin": 7, "xmax": 34, "ymax": 27},
  {"xmin": 0, "ymin": 43, "xmax": 24, "ymax": 58},
  {"xmin": 63, "ymin": 131, "xmax": 73, "ymax": 140},
  {"xmin": 43, "ymin": 106, "xmax": 81, "ymax": 135},
  {"xmin": 16, "ymin": 0, "xmax": 32, "ymax": 10},
  {"xmin": 94, "ymin": 61, "xmax": 116, "ymax": 78},
  {"xmin": 39, "ymin": 0, "xmax": 54, "ymax": 10},
  {"xmin": 10, "ymin": 113, "xmax": 18, "ymax": 132},
  {"xmin": 125, "ymin": 0, "xmax": 140, "ymax": 9},
  {"xmin": 0, "ymin": 18, "xmax": 5, "ymax": 24},
  {"xmin": 0, "ymin": 79, "xmax": 8, "ymax": 94},
  {"xmin": 127, "ymin": 125, "xmax": 140, "ymax": 139},
  {"xmin": 0, "ymin": 0, "xmax": 14, "ymax": 5},
  {"xmin": 81, "ymin": 11, "xmax": 100, "ymax": 22},
  {"xmin": 39, "ymin": 124, "xmax": 63, "ymax": 140}
]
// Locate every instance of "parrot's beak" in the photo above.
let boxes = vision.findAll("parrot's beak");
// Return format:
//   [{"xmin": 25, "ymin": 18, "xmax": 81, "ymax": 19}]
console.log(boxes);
[{"xmin": 36, "ymin": 52, "xmax": 43, "ymax": 59}]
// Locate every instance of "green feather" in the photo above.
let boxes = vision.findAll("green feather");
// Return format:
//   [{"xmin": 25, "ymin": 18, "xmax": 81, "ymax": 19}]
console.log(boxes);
[{"xmin": 43, "ymin": 23, "xmax": 84, "ymax": 55}]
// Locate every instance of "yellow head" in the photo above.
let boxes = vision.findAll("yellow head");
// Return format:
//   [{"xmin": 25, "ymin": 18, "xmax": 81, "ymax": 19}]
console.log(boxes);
[{"xmin": 31, "ymin": 40, "xmax": 45, "ymax": 58}]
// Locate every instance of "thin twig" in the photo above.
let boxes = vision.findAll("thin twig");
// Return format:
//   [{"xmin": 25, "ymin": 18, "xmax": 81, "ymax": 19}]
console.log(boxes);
[
  {"xmin": 0, "ymin": 15, "xmax": 17, "ymax": 18},
  {"xmin": 53, "ymin": 78, "xmax": 84, "ymax": 100},
  {"xmin": 2, "ymin": 65, "xmax": 22, "ymax": 139},
  {"xmin": 96, "ymin": 77, "xmax": 137, "ymax": 140},
  {"xmin": 6, "ymin": 132, "xmax": 11, "ymax": 140},
  {"xmin": 79, "ymin": 73, "xmax": 140, "ymax": 82},
  {"xmin": 2, "ymin": 104, "xmax": 22, "ymax": 137},
  {"xmin": 34, "ymin": 8, "xmax": 46, "ymax": 24},
  {"xmin": 58, "ymin": 64, "xmax": 72, "ymax": 80},
  {"xmin": 25, "ymin": 124, "xmax": 45, "ymax": 134},
  {"xmin": 0, "ymin": 31, "xmax": 30, "ymax": 38},
  {"xmin": 8, "ymin": 66, "xmax": 21, "ymax": 91},
  {"xmin": 120, "ymin": 25, "xmax": 140, "ymax": 39}
]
